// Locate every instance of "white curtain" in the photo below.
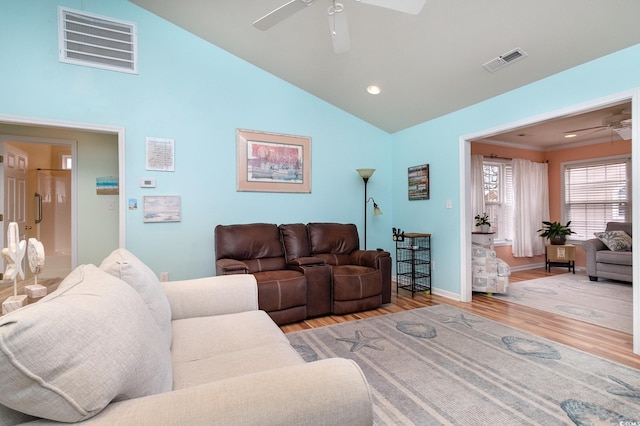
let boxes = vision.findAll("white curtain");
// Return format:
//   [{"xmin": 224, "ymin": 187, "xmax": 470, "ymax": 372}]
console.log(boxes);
[
  {"xmin": 470, "ymin": 155, "xmax": 485, "ymax": 222},
  {"xmin": 512, "ymin": 158, "xmax": 549, "ymax": 257}
]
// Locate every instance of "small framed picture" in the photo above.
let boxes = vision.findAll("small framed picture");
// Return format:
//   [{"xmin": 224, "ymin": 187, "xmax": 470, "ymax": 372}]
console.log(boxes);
[{"xmin": 408, "ymin": 164, "xmax": 429, "ymax": 200}]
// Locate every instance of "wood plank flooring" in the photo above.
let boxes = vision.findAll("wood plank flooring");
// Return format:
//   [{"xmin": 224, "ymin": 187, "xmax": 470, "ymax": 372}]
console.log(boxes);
[{"xmin": 281, "ymin": 268, "xmax": 640, "ymax": 370}]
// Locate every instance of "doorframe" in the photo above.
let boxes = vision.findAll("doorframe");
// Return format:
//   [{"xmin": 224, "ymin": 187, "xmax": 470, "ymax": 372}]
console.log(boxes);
[
  {"xmin": 0, "ymin": 114, "xmax": 126, "ymax": 257},
  {"xmin": 459, "ymin": 88, "xmax": 640, "ymax": 354}
]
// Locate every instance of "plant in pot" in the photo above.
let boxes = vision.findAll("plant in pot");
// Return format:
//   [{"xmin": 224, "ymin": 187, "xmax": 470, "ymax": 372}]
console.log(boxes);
[
  {"xmin": 537, "ymin": 221, "xmax": 576, "ymax": 245},
  {"xmin": 475, "ymin": 213, "xmax": 491, "ymax": 233}
]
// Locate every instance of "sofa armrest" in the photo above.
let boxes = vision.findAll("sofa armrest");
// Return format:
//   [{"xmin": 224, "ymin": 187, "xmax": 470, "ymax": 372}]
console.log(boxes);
[
  {"xmin": 581, "ymin": 238, "xmax": 608, "ymax": 278},
  {"xmin": 216, "ymin": 258, "xmax": 249, "ymax": 275},
  {"xmin": 24, "ymin": 359, "xmax": 373, "ymax": 426},
  {"xmin": 162, "ymin": 274, "xmax": 258, "ymax": 320},
  {"xmin": 287, "ymin": 256, "xmax": 325, "ymax": 267},
  {"xmin": 350, "ymin": 249, "xmax": 391, "ymax": 268}
]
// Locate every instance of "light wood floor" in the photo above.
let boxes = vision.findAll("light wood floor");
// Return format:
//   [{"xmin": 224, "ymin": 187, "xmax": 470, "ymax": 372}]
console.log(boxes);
[{"xmin": 281, "ymin": 268, "xmax": 640, "ymax": 370}]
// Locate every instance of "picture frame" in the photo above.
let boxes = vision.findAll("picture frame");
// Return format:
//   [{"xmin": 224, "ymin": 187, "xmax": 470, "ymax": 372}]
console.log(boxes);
[
  {"xmin": 408, "ymin": 164, "xmax": 429, "ymax": 200},
  {"xmin": 143, "ymin": 195, "xmax": 181, "ymax": 223},
  {"xmin": 236, "ymin": 129, "xmax": 311, "ymax": 193}
]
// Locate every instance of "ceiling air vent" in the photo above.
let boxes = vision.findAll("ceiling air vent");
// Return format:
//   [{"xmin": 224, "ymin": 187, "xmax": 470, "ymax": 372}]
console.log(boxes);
[
  {"xmin": 58, "ymin": 7, "xmax": 138, "ymax": 74},
  {"xmin": 482, "ymin": 47, "xmax": 527, "ymax": 73}
]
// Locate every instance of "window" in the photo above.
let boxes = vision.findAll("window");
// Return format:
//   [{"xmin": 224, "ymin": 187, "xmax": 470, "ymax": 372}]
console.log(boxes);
[
  {"xmin": 61, "ymin": 154, "xmax": 72, "ymax": 170},
  {"xmin": 482, "ymin": 160, "xmax": 513, "ymax": 242},
  {"xmin": 563, "ymin": 156, "xmax": 631, "ymax": 240}
]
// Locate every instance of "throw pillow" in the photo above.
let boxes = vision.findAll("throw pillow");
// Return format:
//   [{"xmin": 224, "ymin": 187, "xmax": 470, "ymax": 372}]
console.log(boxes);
[
  {"xmin": 0, "ymin": 264, "xmax": 173, "ymax": 423},
  {"xmin": 594, "ymin": 230, "xmax": 633, "ymax": 252},
  {"xmin": 99, "ymin": 248, "xmax": 172, "ymax": 348}
]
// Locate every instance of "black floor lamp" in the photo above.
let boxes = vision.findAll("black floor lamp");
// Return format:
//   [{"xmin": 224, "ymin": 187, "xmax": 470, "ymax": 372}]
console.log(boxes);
[{"xmin": 356, "ymin": 168, "xmax": 382, "ymax": 249}]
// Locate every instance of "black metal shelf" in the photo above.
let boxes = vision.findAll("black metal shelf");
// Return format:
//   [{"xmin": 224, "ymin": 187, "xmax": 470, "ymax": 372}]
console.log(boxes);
[{"xmin": 395, "ymin": 233, "xmax": 431, "ymax": 297}]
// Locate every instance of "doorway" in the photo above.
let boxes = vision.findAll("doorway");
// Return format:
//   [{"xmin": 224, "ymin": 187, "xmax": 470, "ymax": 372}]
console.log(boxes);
[
  {"xmin": 459, "ymin": 89, "xmax": 640, "ymax": 354},
  {"xmin": 1, "ymin": 137, "xmax": 75, "ymax": 280}
]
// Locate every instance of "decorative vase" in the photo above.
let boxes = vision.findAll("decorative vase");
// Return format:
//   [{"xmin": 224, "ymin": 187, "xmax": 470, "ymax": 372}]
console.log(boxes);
[
  {"xmin": 550, "ymin": 236, "xmax": 566, "ymax": 245},
  {"xmin": 480, "ymin": 224, "xmax": 490, "ymax": 233}
]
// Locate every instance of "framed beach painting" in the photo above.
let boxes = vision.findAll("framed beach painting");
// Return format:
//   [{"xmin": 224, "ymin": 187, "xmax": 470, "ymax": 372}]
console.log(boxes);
[{"xmin": 236, "ymin": 129, "xmax": 311, "ymax": 193}]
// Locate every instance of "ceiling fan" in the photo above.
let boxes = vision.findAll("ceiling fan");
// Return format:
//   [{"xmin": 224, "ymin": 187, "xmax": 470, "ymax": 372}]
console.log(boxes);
[
  {"xmin": 253, "ymin": 0, "xmax": 426, "ymax": 54},
  {"xmin": 564, "ymin": 110, "xmax": 632, "ymax": 140}
]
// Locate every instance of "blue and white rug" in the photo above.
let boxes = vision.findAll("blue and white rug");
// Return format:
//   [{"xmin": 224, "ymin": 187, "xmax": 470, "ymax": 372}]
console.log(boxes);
[
  {"xmin": 288, "ymin": 305, "xmax": 640, "ymax": 425},
  {"xmin": 493, "ymin": 272, "xmax": 632, "ymax": 334}
]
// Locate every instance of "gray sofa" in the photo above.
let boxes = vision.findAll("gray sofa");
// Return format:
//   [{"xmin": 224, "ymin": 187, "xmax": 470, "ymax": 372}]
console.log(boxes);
[
  {"xmin": 581, "ymin": 222, "xmax": 632, "ymax": 283},
  {"xmin": 0, "ymin": 249, "xmax": 373, "ymax": 425}
]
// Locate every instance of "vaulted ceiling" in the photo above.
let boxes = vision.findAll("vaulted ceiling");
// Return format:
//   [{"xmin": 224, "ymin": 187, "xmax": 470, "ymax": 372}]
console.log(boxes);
[{"xmin": 130, "ymin": 0, "xmax": 640, "ymax": 139}]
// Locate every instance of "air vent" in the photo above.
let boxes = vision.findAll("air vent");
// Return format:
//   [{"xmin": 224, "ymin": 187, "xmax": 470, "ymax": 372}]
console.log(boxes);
[
  {"xmin": 482, "ymin": 48, "xmax": 527, "ymax": 73},
  {"xmin": 58, "ymin": 7, "xmax": 138, "ymax": 74}
]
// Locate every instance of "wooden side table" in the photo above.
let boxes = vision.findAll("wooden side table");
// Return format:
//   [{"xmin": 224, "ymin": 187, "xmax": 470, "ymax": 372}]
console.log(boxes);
[{"xmin": 545, "ymin": 244, "xmax": 576, "ymax": 273}]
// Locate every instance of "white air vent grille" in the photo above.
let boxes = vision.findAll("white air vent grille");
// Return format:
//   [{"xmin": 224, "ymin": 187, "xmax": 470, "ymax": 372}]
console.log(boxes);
[
  {"xmin": 58, "ymin": 7, "xmax": 138, "ymax": 74},
  {"xmin": 482, "ymin": 47, "xmax": 527, "ymax": 73}
]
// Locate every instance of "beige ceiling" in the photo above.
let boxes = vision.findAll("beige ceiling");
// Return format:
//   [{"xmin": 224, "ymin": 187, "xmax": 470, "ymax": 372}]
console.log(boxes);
[{"xmin": 129, "ymin": 0, "xmax": 640, "ymax": 135}]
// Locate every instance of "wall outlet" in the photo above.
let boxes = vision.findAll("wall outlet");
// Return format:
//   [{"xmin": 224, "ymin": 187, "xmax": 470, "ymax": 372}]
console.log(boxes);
[
  {"xmin": 160, "ymin": 272, "xmax": 169, "ymax": 282},
  {"xmin": 431, "ymin": 261, "xmax": 435, "ymax": 270}
]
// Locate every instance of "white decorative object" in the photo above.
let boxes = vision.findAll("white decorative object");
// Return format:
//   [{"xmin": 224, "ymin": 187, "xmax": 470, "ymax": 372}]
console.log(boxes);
[
  {"xmin": 2, "ymin": 222, "xmax": 27, "ymax": 312},
  {"xmin": 25, "ymin": 238, "xmax": 46, "ymax": 299}
]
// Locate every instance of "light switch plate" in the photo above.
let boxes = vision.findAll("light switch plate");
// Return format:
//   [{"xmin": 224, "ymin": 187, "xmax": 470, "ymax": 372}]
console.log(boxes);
[{"xmin": 140, "ymin": 177, "xmax": 156, "ymax": 188}]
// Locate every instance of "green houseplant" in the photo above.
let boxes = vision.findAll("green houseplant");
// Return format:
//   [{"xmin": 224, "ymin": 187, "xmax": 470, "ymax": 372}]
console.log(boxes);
[
  {"xmin": 537, "ymin": 221, "xmax": 576, "ymax": 245},
  {"xmin": 475, "ymin": 213, "xmax": 491, "ymax": 233}
]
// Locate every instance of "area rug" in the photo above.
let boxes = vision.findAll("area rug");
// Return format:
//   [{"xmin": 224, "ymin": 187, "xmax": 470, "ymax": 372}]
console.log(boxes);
[
  {"xmin": 491, "ymin": 272, "xmax": 632, "ymax": 334},
  {"xmin": 287, "ymin": 305, "xmax": 640, "ymax": 425}
]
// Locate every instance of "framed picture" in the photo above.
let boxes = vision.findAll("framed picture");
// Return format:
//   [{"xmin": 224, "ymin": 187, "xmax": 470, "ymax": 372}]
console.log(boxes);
[
  {"xmin": 236, "ymin": 129, "xmax": 311, "ymax": 193},
  {"xmin": 143, "ymin": 196, "xmax": 181, "ymax": 223},
  {"xmin": 408, "ymin": 164, "xmax": 429, "ymax": 200}
]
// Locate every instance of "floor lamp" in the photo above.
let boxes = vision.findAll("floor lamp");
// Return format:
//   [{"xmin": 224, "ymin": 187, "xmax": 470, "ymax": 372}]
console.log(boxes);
[{"xmin": 356, "ymin": 168, "xmax": 382, "ymax": 249}]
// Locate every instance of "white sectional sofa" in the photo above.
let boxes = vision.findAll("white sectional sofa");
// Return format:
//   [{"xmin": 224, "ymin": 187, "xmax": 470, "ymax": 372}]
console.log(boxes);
[{"xmin": 0, "ymin": 249, "xmax": 373, "ymax": 425}]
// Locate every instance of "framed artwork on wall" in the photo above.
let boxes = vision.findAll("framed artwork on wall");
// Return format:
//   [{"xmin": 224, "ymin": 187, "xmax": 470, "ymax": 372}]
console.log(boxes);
[
  {"xmin": 236, "ymin": 129, "xmax": 311, "ymax": 193},
  {"xmin": 408, "ymin": 164, "xmax": 429, "ymax": 200},
  {"xmin": 143, "ymin": 196, "xmax": 181, "ymax": 223}
]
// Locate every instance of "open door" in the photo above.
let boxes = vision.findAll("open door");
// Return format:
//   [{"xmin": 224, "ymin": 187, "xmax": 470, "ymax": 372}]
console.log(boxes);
[{"xmin": 1, "ymin": 143, "xmax": 28, "ymax": 280}]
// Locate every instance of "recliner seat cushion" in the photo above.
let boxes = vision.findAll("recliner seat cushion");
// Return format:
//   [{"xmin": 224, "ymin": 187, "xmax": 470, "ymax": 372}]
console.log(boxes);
[
  {"xmin": 0, "ymin": 265, "xmax": 172, "ymax": 423},
  {"xmin": 332, "ymin": 265, "xmax": 381, "ymax": 301}
]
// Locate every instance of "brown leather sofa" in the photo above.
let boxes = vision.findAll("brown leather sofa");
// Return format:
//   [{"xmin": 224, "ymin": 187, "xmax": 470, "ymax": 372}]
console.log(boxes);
[
  {"xmin": 215, "ymin": 223, "xmax": 331, "ymax": 325},
  {"xmin": 215, "ymin": 222, "xmax": 391, "ymax": 324}
]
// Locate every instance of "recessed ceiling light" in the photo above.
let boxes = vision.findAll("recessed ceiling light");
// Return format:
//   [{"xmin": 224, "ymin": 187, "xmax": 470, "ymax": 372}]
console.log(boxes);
[
  {"xmin": 565, "ymin": 134, "xmax": 577, "ymax": 138},
  {"xmin": 367, "ymin": 85, "xmax": 381, "ymax": 95}
]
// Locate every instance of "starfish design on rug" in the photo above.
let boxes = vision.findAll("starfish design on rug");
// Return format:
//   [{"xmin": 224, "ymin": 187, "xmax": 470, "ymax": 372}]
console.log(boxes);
[
  {"xmin": 337, "ymin": 330, "xmax": 385, "ymax": 352},
  {"xmin": 441, "ymin": 313, "xmax": 483, "ymax": 329}
]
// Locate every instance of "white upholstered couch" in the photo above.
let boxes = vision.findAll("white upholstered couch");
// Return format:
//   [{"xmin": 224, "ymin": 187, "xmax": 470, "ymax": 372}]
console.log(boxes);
[
  {"xmin": 0, "ymin": 249, "xmax": 373, "ymax": 425},
  {"xmin": 471, "ymin": 246, "xmax": 510, "ymax": 294}
]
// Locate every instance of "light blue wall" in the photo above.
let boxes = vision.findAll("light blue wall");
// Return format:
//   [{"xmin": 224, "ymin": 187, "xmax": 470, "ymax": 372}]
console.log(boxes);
[
  {"xmin": 0, "ymin": 0, "xmax": 392, "ymax": 279},
  {"xmin": 2, "ymin": 0, "xmax": 640, "ymax": 292},
  {"xmin": 391, "ymin": 44, "xmax": 640, "ymax": 295}
]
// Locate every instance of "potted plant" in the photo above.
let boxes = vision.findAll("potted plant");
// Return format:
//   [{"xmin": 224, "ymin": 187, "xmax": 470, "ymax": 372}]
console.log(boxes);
[
  {"xmin": 475, "ymin": 213, "xmax": 491, "ymax": 233},
  {"xmin": 537, "ymin": 221, "xmax": 576, "ymax": 245}
]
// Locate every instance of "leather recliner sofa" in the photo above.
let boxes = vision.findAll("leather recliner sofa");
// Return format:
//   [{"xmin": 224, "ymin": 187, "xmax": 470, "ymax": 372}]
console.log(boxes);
[{"xmin": 215, "ymin": 222, "xmax": 392, "ymax": 324}]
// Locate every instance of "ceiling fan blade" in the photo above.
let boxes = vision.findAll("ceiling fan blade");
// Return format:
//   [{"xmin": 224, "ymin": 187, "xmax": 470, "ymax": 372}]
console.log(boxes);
[
  {"xmin": 564, "ymin": 125, "xmax": 608, "ymax": 134},
  {"xmin": 253, "ymin": 0, "xmax": 315, "ymax": 31},
  {"xmin": 357, "ymin": 0, "xmax": 426, "ymax": 15},
  {"xmin": 328, "ymin": 4, "xmax": 350, "ymax": 54}
]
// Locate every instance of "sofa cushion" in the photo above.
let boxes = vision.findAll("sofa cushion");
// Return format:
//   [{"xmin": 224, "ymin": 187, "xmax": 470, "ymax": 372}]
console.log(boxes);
[
  {"xmin": 100, "ymin": 248, "xmax": 172, "ymax": 348},
  {"xmin": 0, "ymin": 264, "xmax": 173, "ymax": 423},
  {"xmin": 594, "ymin": 230, "xmax": 632, "ymax": 252},
  {"xmin": 596, "ymin": 249, "xmax": 633, "ymax": 266}
]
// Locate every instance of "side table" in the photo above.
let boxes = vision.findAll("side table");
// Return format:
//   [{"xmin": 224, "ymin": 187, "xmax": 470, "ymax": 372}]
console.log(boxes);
[{"xmin": 545, "ymin": 244, "xmax": 576, "ymax": 273}]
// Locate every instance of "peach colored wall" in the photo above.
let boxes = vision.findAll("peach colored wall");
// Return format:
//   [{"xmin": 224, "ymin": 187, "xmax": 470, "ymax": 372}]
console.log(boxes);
[{"xmin": 471, "ymin": 139, "xmax": 631, "ymax": 270}]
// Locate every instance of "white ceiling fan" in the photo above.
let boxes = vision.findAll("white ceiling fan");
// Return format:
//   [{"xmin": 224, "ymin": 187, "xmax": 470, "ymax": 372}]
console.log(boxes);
[
  {"xmin": 253, "ymin": 0, "xmax": 426, "ymax": 54},
  {"xmin": 565, "ymin": 110, "xmax": 632, "ymax": 140}
]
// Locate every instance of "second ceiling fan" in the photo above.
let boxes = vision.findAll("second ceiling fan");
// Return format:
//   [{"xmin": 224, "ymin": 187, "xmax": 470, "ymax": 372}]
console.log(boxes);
[{"xmin": 253, "ymin": 0, "xmax": 426, "ymax": 54}]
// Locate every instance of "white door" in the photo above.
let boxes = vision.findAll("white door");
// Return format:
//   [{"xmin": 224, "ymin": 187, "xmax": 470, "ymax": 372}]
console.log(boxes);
[{"xmin": 1, "ymin": 143, "xmax": 28, "ymax": 280}]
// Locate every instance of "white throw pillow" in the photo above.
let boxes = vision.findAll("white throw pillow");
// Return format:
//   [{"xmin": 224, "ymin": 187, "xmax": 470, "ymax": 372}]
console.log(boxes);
[
  {"xmin": 594, "ymin": 230, "xmax": 632, "ymax": 252},
  {"xmin": 100, "ymin": 248, "xmax": 172, "ymax": 347},
  {"xmin": 0, "ymin": 264, "xmax": 173, "ymax": 422}
]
